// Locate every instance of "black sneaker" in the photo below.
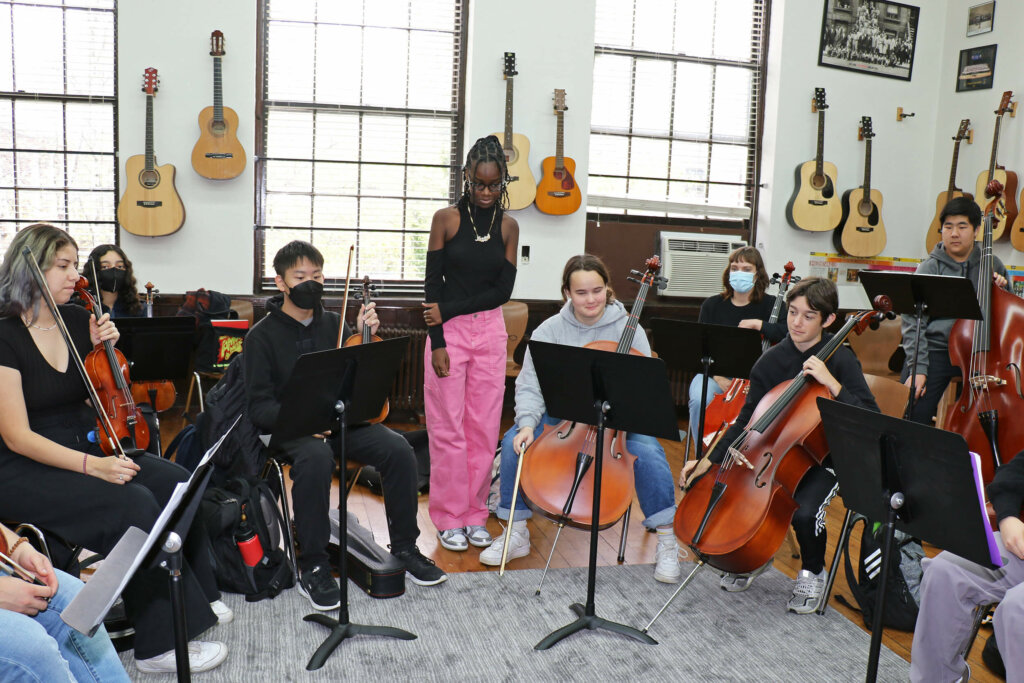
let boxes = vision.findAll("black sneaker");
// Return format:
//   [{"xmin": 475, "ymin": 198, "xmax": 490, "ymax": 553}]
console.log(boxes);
[
  {"xmin": 392, "ymin": 547, "xmax": 448, "ymax": 586},
  {"xmin": 298, "ymin": 564, "xmax": 341, "ymax": 610}
]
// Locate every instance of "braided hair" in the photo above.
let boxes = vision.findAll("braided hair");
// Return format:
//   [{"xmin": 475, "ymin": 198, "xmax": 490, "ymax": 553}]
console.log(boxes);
[{"xmin": 458, "ymin": 135, "xmax": 511, "ymax": 213}]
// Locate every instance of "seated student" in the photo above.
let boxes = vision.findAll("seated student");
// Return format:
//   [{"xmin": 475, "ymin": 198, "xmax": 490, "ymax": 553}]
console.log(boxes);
[
  {"xmin": 481, "ymin": 254, "xmax": 681, "ymax": 584},
  {"xmin": 0, "ymin": 521, "xmax": 129, "ymax": 681},
  {"xmin": 86, "ymin": 244, "xmax": 143, "ymax": 318},
  {"xmin": 910, "ymin": 455, "xmax": 1024, "ymax": 682},
  {"xmin": 0, "ymin": 224, "xmax": 229, "ymax": 674},
  {"xmin": 682, "ymin": 276, "xmax": 879, "ymax": 612},
  {"xmin": 244, "ymin": 240, "xmax": 446, "ymax": 611}
]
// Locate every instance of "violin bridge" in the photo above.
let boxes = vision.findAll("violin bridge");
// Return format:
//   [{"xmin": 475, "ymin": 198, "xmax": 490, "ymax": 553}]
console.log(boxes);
[{"xmin": 728, "ymin": 447, "xmax": 754, "ymax": 470}]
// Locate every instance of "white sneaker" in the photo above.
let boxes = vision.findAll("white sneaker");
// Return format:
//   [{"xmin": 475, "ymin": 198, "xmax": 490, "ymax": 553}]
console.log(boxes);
[
  {"xmin": 654, "ymin": 535, "xmax": 681, "ymax": 583},
  {"xmin": 136, "ymin": 640, "xmax": 228, "ymax": 674},
  {"xmin": 210, "ymin": 599, "xmax": 233, "ymax": 624},
  {"xmin": 465, "ymin": 525, "xmax": 493, "ymax": 548},
  {"xmin": 479, "ymin": 522, "xmax": 530, "ymax": 566},
  {"xmin": 720, "ymin": 561, "xmax": 772, "ymax": 592},
  {"xmin": 437, "ymin": 528, "xmax": 468, "ymax": 551},
  {"xmin": 787, "ymin": 568, "xmax": 827, "ymax": 614}
]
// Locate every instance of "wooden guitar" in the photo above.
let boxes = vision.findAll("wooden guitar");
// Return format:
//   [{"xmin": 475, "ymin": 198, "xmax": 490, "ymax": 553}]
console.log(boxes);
[
  {"xmin": 975, "ymin": 91, "xmax": 1017, "ymax": 242},
  {"xmin": 191, "ymin": 30, "xmax": 246, "ymax": 180},
  {"xmin": 117, "ymin": 68, "xmax": 185, "ymax": 237},
  {"xmin": 787, "ymin": 88, "xmax": 841, "ymax": 232},
  {"xmin": 535, "ymin": 89, "xmax": 581, "ymax": 215},
  {"xmin": 492, "ymin": 52, "xmax": 535, "ymax": 210},
  {"xmin": 926, "ymin": 119, "xmax": 973, "ymax": 253},
  {"xmin": 834, "ymin": 116, "xmax": 885, "ymax": 258}
]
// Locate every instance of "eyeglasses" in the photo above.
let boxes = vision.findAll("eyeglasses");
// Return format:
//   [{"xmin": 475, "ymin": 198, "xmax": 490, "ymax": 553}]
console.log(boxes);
[{"xmin": 470, "ymin": 180, "xmax": 503, "ymax": 192}]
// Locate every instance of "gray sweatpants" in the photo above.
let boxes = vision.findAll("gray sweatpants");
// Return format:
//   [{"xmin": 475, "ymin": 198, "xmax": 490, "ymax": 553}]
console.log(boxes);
[{"xmin": 910, "ymin": 533, "xmax": 1024, "ymax": 683}]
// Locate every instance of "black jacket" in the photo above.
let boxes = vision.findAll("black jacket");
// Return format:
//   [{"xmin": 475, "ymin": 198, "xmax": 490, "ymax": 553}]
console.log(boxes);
[{"xmin": 989, "ymin": 455, "xmax": 1024, "ymax": 524}]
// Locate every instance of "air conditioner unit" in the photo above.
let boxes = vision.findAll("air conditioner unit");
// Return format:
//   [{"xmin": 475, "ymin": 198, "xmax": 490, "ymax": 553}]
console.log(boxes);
[{"xmin": 659, "ymin": 232, "xmax": 748, "ymax": 298}]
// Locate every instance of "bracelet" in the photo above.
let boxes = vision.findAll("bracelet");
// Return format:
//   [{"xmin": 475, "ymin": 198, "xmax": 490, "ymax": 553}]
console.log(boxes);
[
  {"xmin": 82, "ymin": 452, "xmax": 88, "ymax": 475},
  {"xmin": 8, "ymin": 537, "xmax": 28, "ymax": 556}
]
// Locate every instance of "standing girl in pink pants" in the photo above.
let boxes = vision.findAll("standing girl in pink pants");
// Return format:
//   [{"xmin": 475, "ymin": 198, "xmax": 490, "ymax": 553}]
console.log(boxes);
[{"xmin": 423, "ymin": 135, "xmax": 519, "ymax": 551}]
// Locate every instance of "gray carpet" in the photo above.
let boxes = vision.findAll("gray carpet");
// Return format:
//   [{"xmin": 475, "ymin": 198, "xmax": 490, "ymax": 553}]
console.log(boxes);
[{"xmin": 120, "ymin": 563, "xmax": 910, "ymax": 681}]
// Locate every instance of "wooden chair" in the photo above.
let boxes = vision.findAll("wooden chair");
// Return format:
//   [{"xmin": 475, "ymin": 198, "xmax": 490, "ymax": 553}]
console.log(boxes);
[
  {"xmin": 501, "ymin": 301, "xmax": 529, "ymax": 377},
  {"xmin": 863, "ymin": 374, "xmax": 910, "ymax": 419},
  {"xmin": 846, "ymin": 315, "xmax": 902, "ymax": 380}
]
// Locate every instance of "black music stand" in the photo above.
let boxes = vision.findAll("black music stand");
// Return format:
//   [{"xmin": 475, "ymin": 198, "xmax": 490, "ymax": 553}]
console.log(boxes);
[
  {"xmin": 528, "ymin": 340, "xmax": 678, "ymax": 651},
  {"xmin": 857, "ymin": 271, "xmax": 981, "ymax": 419},
  {"xmin": 817, "ymin": 398, "xmax": 1001, "ymax": 683},
  {"xmin": 267, "ymin": 337, "xmax": 416, "ymax": 671},
  {"xmin": 650, "ymin": 318, "xmax": 762, "ymax": 462}
]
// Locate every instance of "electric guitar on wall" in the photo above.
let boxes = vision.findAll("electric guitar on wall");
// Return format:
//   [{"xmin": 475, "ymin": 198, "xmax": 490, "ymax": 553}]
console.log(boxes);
[
  {"xmin": 926, "ymin": 119, "xmax": 972, "ymax": 253},
  {"xmin": 975, "ymin": 91, "xmax": 1017, "ymax": 242},
  {"xmin": 492, "ymin": 52, "xmax": 536, "ymax": 211},
  {"xmin": 535, "ymin": 89, "xmax": 581, "ymax": 215},
  {"xmin": 834, "ymin": 116, "xmax": 886, "ymax": 258},
  {"xmin": 787, "ymin": 88, "xmax": 841, "ymax": 232},
  {"xmin": 191, "ymin": 30, "xmax": 246, "ymax": 180},
  {"xmin": 117, "ymin": 68, "xmax": 186, "ymax": 237}
]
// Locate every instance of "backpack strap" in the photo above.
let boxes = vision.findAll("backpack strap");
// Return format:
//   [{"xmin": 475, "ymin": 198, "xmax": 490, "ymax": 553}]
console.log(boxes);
[{"xmin": 835, "ymin": 514, "xmax": 869, "ymax": 616}]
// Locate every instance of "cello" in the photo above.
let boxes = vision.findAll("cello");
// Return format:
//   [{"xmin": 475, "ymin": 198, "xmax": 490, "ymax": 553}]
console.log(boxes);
[
  {"xmin": 942, "ymin": 180, "xmax": 1024, "ymax": 483},
  {"xmin": 702, "ymin": 262, "xmax": 799, "ymax": 450}
]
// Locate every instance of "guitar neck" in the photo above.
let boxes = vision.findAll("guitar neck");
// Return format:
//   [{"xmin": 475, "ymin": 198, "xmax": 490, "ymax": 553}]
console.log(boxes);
[
  {"xmin": 555, "ymin": 110, "xmax": 564, "ymax": 171},
  {"xmin": 504, "ymin": 78, "xmax": 514, "ymax": 151},
  {"xmin": 213, "ymin": 56, "xmax": 223, "ymax": 123},
  {"xmin": 814, "ymin": 110, "xmax": 825, "ymax": 178},
  {"xmin": 947, "ymin": 138, "xmax": 963, "ymax": 194},
  {"xmin": 144, "ymin": 94, "xmax": 154, "ymax": 172},
  {"xmin": 988, "ymin": 115, "xmax": 1002, "ymax": 180},
  {"xmin": 863, "ymin": 138, "xmax": 872, "ymax": 196}
]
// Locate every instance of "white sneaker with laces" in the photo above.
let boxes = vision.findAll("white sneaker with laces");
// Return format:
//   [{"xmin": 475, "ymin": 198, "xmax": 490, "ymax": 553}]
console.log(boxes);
[
  {"xmin": 654, "ymin": 534, "xmax": 681, "ymax": 583},
  {"xmin": 437, "ymin": 528, "xmax": 468, "ymax": 551},
  {"xmin": 135, "ymin": 640, "xmax": 228, "ymax": 674},
  {"xmin": 465, "ymin": 525, "xmax": 493, "ymax": 548},
  {"xmin": 479, "ymin": 522, "xmax": 530, "ymax": 566},
  {"xmin": 209, "ymin": 599, "xmax": 233, "ymax": 624},
  {"xmin": 720, "ymin": 560, "xmax": 772, "ymax": 592},
  {"xmin": 787, "ymin": 568, "xmax": 827, "ymax": 614}
]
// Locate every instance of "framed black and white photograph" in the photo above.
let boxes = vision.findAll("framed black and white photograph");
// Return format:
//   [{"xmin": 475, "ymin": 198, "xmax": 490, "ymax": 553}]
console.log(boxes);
[
  {"xmin": 956, "ymin": 44, "xmax": 997, "ymax": 92},
  {"xmin": 818, "ymin": 0, "xmax": 920, "ymax": 81},
  {"xmin": 967, "ymin": 2, "xmax": 995, "ymax": 37}
]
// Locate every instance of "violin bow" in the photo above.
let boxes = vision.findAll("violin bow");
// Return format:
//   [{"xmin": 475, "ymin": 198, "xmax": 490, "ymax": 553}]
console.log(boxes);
[
  {"xmin": 499, "ymin": 441, "xmax": 528, "ymax": 576},
  {"xmin": 21, "ymin": 247, "xmax": 127, "ymax": 459},
  {"xmin": 336, "ymin": 245, "xmax": 355, "ymax": 348}
]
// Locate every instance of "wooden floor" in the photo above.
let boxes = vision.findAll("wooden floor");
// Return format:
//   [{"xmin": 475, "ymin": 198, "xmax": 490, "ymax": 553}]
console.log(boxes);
[{"xmin": 158, "ymin": 408, "xmax": 1001, "ymax": 682}]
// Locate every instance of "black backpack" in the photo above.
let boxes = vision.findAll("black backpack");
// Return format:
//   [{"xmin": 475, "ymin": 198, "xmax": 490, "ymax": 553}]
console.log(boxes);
[
  {"xmin": 837, "ymin": 513, "xmax": 924, "ymax": 631},
  {"xmin": 200, "ymin": 475, "xmax": 295, "ymax": 601},
  {"xmin": 201, "ymin": 355, "xmax": 265, "ymax": 479}
]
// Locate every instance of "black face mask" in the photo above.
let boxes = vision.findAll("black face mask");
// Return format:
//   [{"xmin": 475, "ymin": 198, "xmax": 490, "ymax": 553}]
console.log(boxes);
[
  {"xmin": 287, "ymin": 280, "xmax": 323, "ymax": 310},
  {"xmin": 98, "ymin": 267, "xmax": 126, "ymax": 293}
]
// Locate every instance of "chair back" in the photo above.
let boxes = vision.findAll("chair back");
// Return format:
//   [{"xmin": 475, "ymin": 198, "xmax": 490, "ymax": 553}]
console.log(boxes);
[
  {"xmin": 846, "ymin": 315, "xmax": 902, "ymax": 379},
  {"xmin": 230, "ymin": 299, "xmax": 255, "ymax": 327},
  {"xmin": 863, "ymin": 374, "xmax": 910, "ymax": 419},
  {"xmin": 501, "ymin": 301, "xmax": 529, "ymax": 377}
]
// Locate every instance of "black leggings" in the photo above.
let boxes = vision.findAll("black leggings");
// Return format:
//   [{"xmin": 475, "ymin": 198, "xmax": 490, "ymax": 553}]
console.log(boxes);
[{"xmin": 791, "ymin": 459, "xmax": 841, "ymax": 574}]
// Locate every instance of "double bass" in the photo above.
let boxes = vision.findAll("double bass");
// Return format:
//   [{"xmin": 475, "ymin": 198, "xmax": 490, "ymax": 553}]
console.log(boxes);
[{"xmin": 942, "ymin": 180, "xmax": 1024, "ymax": 483}]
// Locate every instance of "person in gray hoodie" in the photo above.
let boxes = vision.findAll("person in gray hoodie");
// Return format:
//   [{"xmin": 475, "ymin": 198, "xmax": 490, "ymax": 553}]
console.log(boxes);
[
  {"xmin": 479, "ymin": 254, "xmax": 680, "ymax": 583},
  {"xmin": 901, "ymin": 196, "xmax": 1008, "ymax": 425}
]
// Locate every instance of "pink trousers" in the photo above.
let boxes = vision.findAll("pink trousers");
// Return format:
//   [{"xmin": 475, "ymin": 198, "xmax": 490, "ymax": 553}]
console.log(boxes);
[{"xmin": 424, "ymin": 307, "xmax": 507, "ymax": 531}]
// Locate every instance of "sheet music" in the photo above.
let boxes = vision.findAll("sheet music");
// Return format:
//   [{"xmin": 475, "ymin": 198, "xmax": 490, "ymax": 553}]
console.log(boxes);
[{"xmin": 969, "ymin": 451, "xmax": 1004, "ymax": 568}]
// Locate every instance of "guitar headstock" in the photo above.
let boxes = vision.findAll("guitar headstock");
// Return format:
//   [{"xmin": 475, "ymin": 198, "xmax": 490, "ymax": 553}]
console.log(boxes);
[
  {"xmin": 210, "ymin": 30, "xmax": 225, "ymax": 57},
  {"xmin": 503, "ymin": 52, "xmax": 517, "ymax": 79},
  {"xmin": 859, "ymin": 116, "xmax": 874, "ymax": 140},
  {"xmin": 812, "ymin": 87, "xmax": 827, "ymax": 112},
  {"xmin": 553, "ymin": 89, "xmax": 567, "ymax": 113},
  {"xmin": 955, "ymin": 118, "xmax": 971, "ymax": 141},
  {"xmin": 997, "ymin": 91, "xmax": 1014, "ymax": 116},
  {"xmin": 142, "ymin": 67, "xmax": 159, "ymax": 95}
]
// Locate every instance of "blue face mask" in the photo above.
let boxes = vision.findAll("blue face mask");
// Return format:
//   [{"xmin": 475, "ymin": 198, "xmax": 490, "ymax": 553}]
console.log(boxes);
[{"xmin": 729, "ymin": 270, "xmax": 755, "ymax": 293}]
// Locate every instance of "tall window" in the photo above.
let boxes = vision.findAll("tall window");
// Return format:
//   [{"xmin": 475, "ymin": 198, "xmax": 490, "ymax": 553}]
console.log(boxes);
[
  {"xmin": 256, "ymin": 0, "xmax": 464, "ymax": 293},
  {"xmin": 0, "ymin": 0, "xmax": 117, "ymax": 255},
  {"xmin": 589, "ymin": 0, "xmax": 767, "ymax": 224}
]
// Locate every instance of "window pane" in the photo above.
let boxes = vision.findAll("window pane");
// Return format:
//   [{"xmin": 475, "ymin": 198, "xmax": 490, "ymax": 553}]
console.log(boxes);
[
  {"xmin": 589, "ymin": 134, "xmax": 629, "ymax": 176},
  {"xmin": 634, "ymin": 0, "xmax": 675, "ymax": 53},
  {"xmin": 632, "ymin": 59, "xmax": 673, "ymax": 135},
  {"xmin": 670, "ymin": 140, "xmax": 709, "ymax": 181},
  {"xmin": 406, "ymin": 199, "xmax": 445, "ymax": 231},
  {"xmin": 407, "ymin": 118, "xmax": 451, "ymax": 164},
  {"xmin": 267, "ymin": 23, "xmax": 315, "ymax": 101},
  {"xmin": 713, "ymin": 67, "xmax": 753, "ymax": 141},
  {"xmin": 312, "ymin": 195, "xmax": 357, "ymax": 228},
  {"xmin": 710, "ymin": 144, "xmax": 747, "ymax": 184},
  {"xmin": 263, "ymin": 228, "xmax": 313, "ymax": 277},
  {"xmin": 267, "ymin": 110, "xmax": 313, "ymax": 158},
  {"xmin": 312, "ymin": 230, "xmax": 357, "ymax": 276},
  {"xmin": 12, "ymin": 6, "xmax": 63, "ymax": 94},
  {"xmin": 313, "ymin": 162, "xmax": 358, "ymax": 195},
  {"xmin": 406, "ymin": 166, "xmax": 448, "ymax": 198},
  {"xmin": 591, "ymin": 55, "xmax": 632, "ymax": 132},
  {"xmin": 314, "ymin": 112, "xmax": 359, "ymax": 161},
  {"xmin": 673, "ymin": 0, "xmax": 714, "ymax": 55},
  {"xmin": 360, "ymin": 116, "xmax": 407, "ymax": 164},
  {"xmin": 714, "ymin": 0, "xmax": 755, "ymax": 61},
  {"xmin": 409, "ymin": 0, "xmax": 456, "ymax": 32},
  {"xmin": 359, "ymin": 197, "xmax": 403, "ymax": 230},
  {"xmin": 68, "ymin": 189, "xmax": 113, "ymax": 221},
  {"xmin": 365, "ymin": 0, "xmax": 409, "ymax": 28},
  {"xmin": 594, "ymin": 0, "xmax": 634, "ymax": 48},
  {"xmin": 314, "ymin": 25, "xmax": 361, "ymax": 105},
  {"xmin": 19, "ymin": 189, "xmax": 65, "ymax": 221},
  {"xmin": 628, "ymin": 138, "xmax": 669, "ymax": 179},
  {"xmin": 67, "ymin": 154, "xmax": 115, "ymax": 190},
  {"xmin": 66, "ymin": 103, "xmax": 114, "ymax": 152},
  {"xmin": 266, "ymin": 160, "xmax": 312, "ymax": 193},
  {"xmin": 14, "ymin": 101, "xmax": 63, "ymax": 150},
  {"xmin": 409, "ymin": 31, "xmax": 455, "ymax": 110},
  {"xmin": 16, "ymin": 152, "xmax": 64, "ymax": 188},
  {"xmin": 358, "ymin": 231, "xmax": 404, "ymax": 277},
  {"xmin": 0, "ymin": 9, "xmax": 12, "ymax": 92},
  {"xmin": 362, "ymin": 28, "xmax": 409, "ymax": 108},
  {"xmin": 265, "ymin": 193, "xmax": 311, "ymax": 226},
  {"xmin": 673, "ymin": 63, "xmax": 712, "ymax": 138},
  {"xmin": 361, "ymin": 163, "xmax": 405, "ymax": 197},
  {"xmin": 66, "ymin": 9, "xmax": 114, "ymax": 97}
]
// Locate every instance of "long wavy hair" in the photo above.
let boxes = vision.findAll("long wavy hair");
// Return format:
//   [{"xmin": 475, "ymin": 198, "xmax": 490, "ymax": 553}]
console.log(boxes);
[
  {"xmin": 721, "ymin": 245, "xmax": 770, "ymax": 302},
  {"xmin": 88, "ymin": 243, "xmax": 141, "ymax": 315},
  {"xmin": 0, "ymin": 223, "xmax": 78, "ymax": 323},
  {"xmin": 560, "ymin": 254, "xmax": 616, "ymax": 305},
  {"xmin": 457, "ymin": 135, "xmax": 510, "ymax": 239}
]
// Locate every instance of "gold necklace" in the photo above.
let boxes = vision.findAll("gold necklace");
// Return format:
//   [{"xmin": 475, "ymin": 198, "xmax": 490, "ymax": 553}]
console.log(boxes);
[{"xmin": 467, "ymin": 204, "xmax": 496, "ymax": 243}]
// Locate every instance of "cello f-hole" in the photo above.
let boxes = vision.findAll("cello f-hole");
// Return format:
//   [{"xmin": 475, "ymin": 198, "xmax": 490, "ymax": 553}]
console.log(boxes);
[
  {"xmin": 556, "ymin": 423, "xmax": 575, "ymax": 439},
  {"xmin": 1007, "ymin": 363, "xmax": 1024, "ymax": 399},
  {"xmin": 754, "ymin": 452, "xmax": 774, "ymax": 489}
]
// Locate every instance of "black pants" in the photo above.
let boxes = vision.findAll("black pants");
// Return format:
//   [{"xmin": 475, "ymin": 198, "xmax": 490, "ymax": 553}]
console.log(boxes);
[
  {"xmin": 791, "ymin": 458, "xmax": 841, "ymax": 575},
  {"xmin": 0, "ymin": 412, "xmax": 219, "ymax": 659},
  {"xmin": 902, "ymin": 349, "xmax": 960, "ymax": 426},
  {"xmin": 272, "ymin": 423, "xmax": 420, "ymax": 573}
]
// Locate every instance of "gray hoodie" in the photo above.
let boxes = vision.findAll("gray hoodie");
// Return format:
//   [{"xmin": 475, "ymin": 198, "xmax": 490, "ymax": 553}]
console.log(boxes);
[
  {"xmin": 900, "ymin": 242, "xmax": 1008, "ymax": 377},
  {"xmin": 514, "ymin": 299, "xmax": 651, "ymax": 431}
]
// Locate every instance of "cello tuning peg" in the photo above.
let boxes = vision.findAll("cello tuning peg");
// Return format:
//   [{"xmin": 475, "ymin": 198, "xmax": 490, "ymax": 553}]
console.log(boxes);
[{"xmin": 626, "ymin": 276, "xmax": 641, "ymax": 285}]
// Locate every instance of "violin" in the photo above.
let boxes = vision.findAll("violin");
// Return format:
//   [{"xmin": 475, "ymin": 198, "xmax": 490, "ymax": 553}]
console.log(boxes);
[
  {"xmin": 342, "ymin": 275, "xmax": 389, "ymax": 424},
  {"xmin": 74, "ymin": 276, "xmax": 150, "ymax": 455},
  {"xmin": 942, "ymin": 179, "xmax": 1024, "ymax": 483},
  {"xmin": 129, "ymin": 282, "xmax": 176, "ymax": 412},
  {"xmin": 519, "ymin": 256, "xmax": 665, "ymax": 530},
  {"xmin": 675, "ymin": 303, "xmax": 891, "ymax": 575},
  {"xmin": 702, "ymin": 262, "xmax": 799, "ymax": 451}
]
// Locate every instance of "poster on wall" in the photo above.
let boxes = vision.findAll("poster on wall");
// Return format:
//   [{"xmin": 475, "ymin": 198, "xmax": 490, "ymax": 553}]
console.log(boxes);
[
  {"xmin": 956, "ymin": 44, "xmax": 997, "ymax": 92},
  {"xmin": 967, "ymin": 2, "xmax": 995, "ymax": 37},
  {"xmin": 818, "ymin": 0, "xmax": 920, "ymax": 81}
]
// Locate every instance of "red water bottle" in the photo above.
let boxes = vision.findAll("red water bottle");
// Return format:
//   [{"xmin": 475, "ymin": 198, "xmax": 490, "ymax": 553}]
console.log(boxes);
[{"xmin": 235, "ymin": 505, "xmax": 264, "ymax": 567}]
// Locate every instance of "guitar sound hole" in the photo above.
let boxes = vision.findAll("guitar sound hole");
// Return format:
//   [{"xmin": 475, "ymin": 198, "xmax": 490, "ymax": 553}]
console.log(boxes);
[
  {"xmin": 209, "ymin": 120, "xmax": 226, "ymax": 135},
  {"xmin": 505, "ymin": 148, "xmax": 519, "ymax": 165},
  {"xmin": 139, "ymin": 170, "xmax": 160, "ymax": 189},
  {"xmin": 857, "ymin": 200, "xmax": 873, "ymax": 217},
  {"xmin": 810, "ymin": 174, "xmax": 826, "ymax": 190}
]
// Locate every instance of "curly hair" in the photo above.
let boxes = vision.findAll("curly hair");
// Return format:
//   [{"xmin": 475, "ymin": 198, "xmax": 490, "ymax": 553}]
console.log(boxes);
[
  {"xmin": 0, "ymin": 223, "xmax": 79, "ymax": 322},
  {"xmin": 721, "ymin": 246, "xmax": 770, "ymax": 302},
  {"xmin": 88, "ymin": 244, "xmax": 141, "ymax": 316},
  {"xmin": 458, "ymin": 135, "xmax": 511, "ymax": 226}
]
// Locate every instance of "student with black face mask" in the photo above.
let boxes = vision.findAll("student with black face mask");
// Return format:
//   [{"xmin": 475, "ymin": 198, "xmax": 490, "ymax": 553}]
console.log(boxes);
[
  {"xmin": 243, "ymin": 240, "xmax": 447, "ymax": 612},
  {"xmin": 86, "ymin": 244, "xmax": 142, "ymax": 318}
]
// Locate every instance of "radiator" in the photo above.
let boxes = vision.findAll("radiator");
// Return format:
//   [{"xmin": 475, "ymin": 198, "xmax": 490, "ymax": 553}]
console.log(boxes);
[{"xmin": 378, "ymin": 325, "xmax": 427, "ymax": 414}]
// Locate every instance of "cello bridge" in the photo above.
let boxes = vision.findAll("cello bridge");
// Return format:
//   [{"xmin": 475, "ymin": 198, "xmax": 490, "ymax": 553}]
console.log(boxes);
[{"xmin": 969, "ymin": 374, "xmax": 1006, "ymax": 390}]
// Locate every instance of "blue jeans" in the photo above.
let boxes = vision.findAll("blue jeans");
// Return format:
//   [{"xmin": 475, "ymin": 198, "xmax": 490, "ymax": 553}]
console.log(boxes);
[
  {"xmin": 497, "ymin": 415, "xmax": 676, "ymax": 529},
  {"xmin": 688, "ymin": 373, "xmax": 725, "ymax": 437},
  {"xmin": 0, "ymin": 568, "xmax": 129, "ymax": 682}
]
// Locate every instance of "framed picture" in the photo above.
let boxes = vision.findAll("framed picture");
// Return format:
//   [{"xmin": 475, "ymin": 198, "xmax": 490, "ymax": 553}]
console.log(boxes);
[
  {"xmin": 967, "ymin": 2, "xmax": 995, "ymax": 37},
  {"xmin": 956, "ymin": 44, "xmax": 997, "ymax": 92},
  {"xmin": 818, "ymin": 0, "xmax": 920, "ymax": 81}
]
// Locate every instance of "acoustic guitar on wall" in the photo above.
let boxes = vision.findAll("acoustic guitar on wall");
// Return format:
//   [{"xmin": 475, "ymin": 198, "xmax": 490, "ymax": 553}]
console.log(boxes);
[
  {"xmin": 787, "ymin": 88, "xmax": 841, "ymax": 232},
  {"xmin": 191, "ymin": 30, "xmax": 246, "ymax": 180},
  {"xmin": 535, "ymin": 89, "xmax": 581, "ymax": 215},
  {"xmin": 117, "ymin": 68, "xmax": 185, "ymax": 237},
  {"xmin": 975, "ymin": 91, "xmax": 1017, "ymax": 242},
  {"xmin": 492, "ymin": 52, "xmax": 535, "ymax": 211},
  {"xmin": 926, "ymin": 119, "xmax": 972, "ymax": 253},
  {"xmin": 834, "ymin": 116, "xmax": 886, "ymax": 258}
]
